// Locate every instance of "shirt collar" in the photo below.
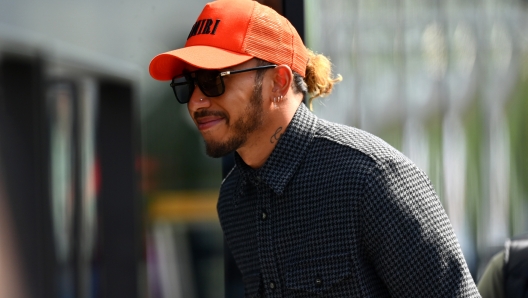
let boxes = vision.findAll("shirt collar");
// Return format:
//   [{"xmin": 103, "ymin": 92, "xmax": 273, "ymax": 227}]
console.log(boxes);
[{"xmin": 234, "ymin": 103, "xmax": 317, "ymax": 195}]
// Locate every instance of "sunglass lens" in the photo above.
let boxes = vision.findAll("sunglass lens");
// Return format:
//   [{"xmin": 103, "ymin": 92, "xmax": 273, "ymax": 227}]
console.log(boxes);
[
  {"xmin": 196, "ymin": 70, "xmax": 224, "ymax": 97},
  {"xmin": 171, "ymin": 77, "xmax": 194, "ymax": 104}
]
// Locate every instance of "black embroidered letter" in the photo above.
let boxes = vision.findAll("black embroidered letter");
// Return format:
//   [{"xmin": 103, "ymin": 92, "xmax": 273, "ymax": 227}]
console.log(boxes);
[
  {"xmin": 187, "ymin": 21, "xmax": 200, "ymax": 39},
  {"xmin": 188, "ymin": 19, "xmax": 221, "ymax": 39},
  {"xmin": 202, "ymin": 19, "xmax": 213, "ymax": 34},
  {"xmin": 211, "ymin": 19, "xmax": 221, "ymax": 35},
  {"xmin": 197, "ymin": 20, "xmax": 206, "ymax": 35}
]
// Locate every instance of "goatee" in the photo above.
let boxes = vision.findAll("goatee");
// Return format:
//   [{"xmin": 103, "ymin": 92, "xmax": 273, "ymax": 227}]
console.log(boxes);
[{"xmin": 204, "ymin": 85, "xmax": 264, "ymax": 157}]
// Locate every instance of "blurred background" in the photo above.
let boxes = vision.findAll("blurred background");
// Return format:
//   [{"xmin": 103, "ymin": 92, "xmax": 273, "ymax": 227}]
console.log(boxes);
[{"xmin": 0, "ymin": 0, "xmax": 527, "ymax": 297}]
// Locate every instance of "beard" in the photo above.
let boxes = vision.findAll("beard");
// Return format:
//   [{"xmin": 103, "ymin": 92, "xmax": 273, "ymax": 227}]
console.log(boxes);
[{"xmin": 203, "ymin": 85, "xmax": 264, "ymax": 158}]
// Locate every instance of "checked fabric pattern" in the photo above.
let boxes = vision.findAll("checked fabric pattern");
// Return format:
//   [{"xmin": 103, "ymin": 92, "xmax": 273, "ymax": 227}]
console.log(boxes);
[{"xmin": 217, "ymin": 104, "xmax": 481, "ymax": 297}]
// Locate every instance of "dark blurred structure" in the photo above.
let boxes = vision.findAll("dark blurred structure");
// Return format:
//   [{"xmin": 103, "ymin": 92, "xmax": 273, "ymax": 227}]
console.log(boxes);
[
  {"xmin": 0, "ymin": 39, "xmax": 142, "ymax": 298},
  {"xmin": 477, "ymin": 233, "xmax": 528, "ymax": 297},
  {"xmin": 0, "ymin": 152, "xmax": 27, "ymax": 298}
]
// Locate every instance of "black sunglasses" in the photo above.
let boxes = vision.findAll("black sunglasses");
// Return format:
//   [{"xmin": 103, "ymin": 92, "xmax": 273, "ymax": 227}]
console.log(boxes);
[{"xmin": 169, "ymin": 65, "xmax": 277, "ymax": 104}]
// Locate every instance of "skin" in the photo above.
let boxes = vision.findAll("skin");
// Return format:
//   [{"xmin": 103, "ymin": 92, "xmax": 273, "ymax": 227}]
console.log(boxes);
[{"xmin": 186, "ymin": 58, "xmax": 303, "ymax": 168}]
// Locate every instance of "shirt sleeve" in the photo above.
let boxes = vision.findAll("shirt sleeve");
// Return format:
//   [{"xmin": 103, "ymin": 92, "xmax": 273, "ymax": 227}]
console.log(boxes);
[
  {"xmin": 477, "ymin": 250, "xmax": 505, "ymax": 298},
  {"xmin": 361, "ymin": 156, "xmax": 481, "ymax": 297}
]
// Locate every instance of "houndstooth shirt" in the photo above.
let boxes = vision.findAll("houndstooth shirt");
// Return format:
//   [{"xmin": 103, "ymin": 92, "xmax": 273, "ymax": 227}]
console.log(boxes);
[{"xmin": 217, "ymin": 103, "xmax": 481, "ymax": 297}]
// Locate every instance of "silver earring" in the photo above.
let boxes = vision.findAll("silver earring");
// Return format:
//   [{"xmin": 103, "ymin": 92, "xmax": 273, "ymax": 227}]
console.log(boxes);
[{"xmin": 200, "ymin": 98, "xmax": 203, "ymax": 101}]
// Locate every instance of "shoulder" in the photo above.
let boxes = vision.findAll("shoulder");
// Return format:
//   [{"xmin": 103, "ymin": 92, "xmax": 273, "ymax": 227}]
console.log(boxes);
[
  {"xmin": 311, "ymin": 118, "xmax": 438, "ymax": 210},
  {"xmin": 313, "ymin": 118, "xmax": 416, "ymax": 174}
]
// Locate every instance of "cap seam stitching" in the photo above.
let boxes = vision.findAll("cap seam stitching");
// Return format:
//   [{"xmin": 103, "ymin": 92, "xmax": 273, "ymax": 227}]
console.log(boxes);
[
  {"xmin": 242, "ymin": 1, "xmax": 257, "ymax": 55},
  {"xmin": 289, "ymin": 22, "xmax": 295, "ymax": 72}
]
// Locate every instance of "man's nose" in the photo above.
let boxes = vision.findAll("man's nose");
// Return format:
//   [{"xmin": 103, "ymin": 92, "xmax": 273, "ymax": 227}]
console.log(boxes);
[{"xmin": 188, "ymin": 87, "xmax": 211, "ymax": 110}]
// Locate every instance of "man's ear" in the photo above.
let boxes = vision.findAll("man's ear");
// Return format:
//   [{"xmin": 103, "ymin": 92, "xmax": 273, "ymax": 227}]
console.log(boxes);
[{"xmin": 271, "ymin": 65, "xmax": 293, "ymax": 96}]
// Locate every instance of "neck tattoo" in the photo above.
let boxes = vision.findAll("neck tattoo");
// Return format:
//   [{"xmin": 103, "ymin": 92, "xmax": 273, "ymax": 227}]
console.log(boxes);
[{"xmin": 270, "ymin": 127, "xmax": 283, "ymax": 144}]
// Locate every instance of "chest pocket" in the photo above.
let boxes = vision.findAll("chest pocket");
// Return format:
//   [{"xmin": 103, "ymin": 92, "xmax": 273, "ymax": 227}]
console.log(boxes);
[{"xmin": 285, "ymin": 253, "xmax": 351, "ymax": 295}]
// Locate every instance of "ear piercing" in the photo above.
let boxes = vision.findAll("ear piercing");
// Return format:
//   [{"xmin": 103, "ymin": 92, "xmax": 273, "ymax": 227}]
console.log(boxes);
[
  {"xmin": 272, "ymin": 95, "xmax": 284, "ymax": 108},
  {"xmin": 273, "ymin": 95, "xmax": 283, "ymax": 103}
]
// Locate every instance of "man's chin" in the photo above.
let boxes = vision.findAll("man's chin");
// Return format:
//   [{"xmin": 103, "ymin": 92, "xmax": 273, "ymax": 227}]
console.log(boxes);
[
  {"xmin": 204, "ymin": 139, "xmax": 240, "ymax": 158},
  {"xmin": 205, "ymin": 147, "xmax": 233, "ymax": 158}
]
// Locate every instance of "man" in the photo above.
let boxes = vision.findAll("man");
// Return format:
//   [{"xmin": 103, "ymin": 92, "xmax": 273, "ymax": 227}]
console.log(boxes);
[{"xmin": 149, "ymin": 0, "xmax": 481, "ymax": 296}]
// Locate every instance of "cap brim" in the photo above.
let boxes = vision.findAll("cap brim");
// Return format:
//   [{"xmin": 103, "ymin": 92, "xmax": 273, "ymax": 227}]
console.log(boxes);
[{"xmin": 149, "ymin": 45, "xmax": 254, "ymax": 81}]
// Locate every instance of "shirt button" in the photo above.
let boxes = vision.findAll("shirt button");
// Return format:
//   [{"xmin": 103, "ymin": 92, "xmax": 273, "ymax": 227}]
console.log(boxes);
[
  {"xmin": 315, "ymin": 278, "xmax": 322, "ymax": 287},
  {"xmin": 269, "ymin": 282, "xmax": 275, "ymax": 289},
  {"xmin": 262, "ymin": 211, "xmax": 268, "ymax": 220}
]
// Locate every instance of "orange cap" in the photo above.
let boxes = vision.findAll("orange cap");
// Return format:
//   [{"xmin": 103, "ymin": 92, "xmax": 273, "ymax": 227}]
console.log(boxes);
[{"xmin": 149, "ymin": 0, "xmax": 308, "ymax": 81}]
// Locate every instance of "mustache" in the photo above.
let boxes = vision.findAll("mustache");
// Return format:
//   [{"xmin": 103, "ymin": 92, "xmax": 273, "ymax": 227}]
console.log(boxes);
[{"xmin": 194, "ymin": 109, "xmax": 229, "ymax": 120}]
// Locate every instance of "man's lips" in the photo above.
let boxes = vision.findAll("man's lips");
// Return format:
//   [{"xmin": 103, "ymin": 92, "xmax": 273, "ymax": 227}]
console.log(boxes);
[{"xmin": 195, "ymin": 115, "xmax": 225, "ymax": 130}]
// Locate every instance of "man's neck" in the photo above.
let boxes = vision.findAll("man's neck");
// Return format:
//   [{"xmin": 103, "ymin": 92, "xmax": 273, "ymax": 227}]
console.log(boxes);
[{"xmin": 236, "ymin": 96, "xmax": 302, "ymax": 169}]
